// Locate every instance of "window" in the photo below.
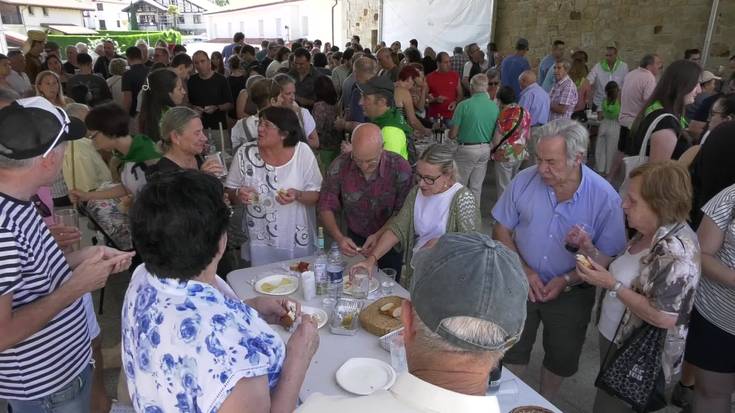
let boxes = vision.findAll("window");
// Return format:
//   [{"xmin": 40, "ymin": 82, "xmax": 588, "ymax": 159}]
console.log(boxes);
[
  {"xmin": 42, "ymin": 7, "xmax": 48, "ymax": 16},
  {"xmin": 177, "ymin": 15, "xmax": 184, "ymax": 24},
  {"xmin": 96, "ymin": 3, "xmax": 103, "ymax": 10},
  {"xmin": 0, "ymin": 3, "xmax": 22, "ymax": 24},
  {"xmin": 27, "ymin": 6, "xmax": 34, "ymax": 15},
  {"xmin": 193, "ymin": 14, "xmax": 201, "ymax": 24},
  {"xmin": 302, "ymin": 16, "xmax": 308, "ymax": 37},
  {"xmin": 275, "ymin": 18, "xmax": 281, "ymax": 36},
  {"xmin": 258, "ymin": 19, "xmax": 264, "ymax": 37},
  {"xmin": 99, "ymin": 19, "xmax": 106, "ymax": 29},
  {"xmin": 116, "ymin": 20, "xmax": 121, "ymax": 27}
]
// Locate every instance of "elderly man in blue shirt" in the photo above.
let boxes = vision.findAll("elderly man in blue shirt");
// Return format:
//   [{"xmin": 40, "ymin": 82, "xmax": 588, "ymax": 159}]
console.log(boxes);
[{"xmin": 492, "ymin": 118, "xmax": 626, "ymax": 400}]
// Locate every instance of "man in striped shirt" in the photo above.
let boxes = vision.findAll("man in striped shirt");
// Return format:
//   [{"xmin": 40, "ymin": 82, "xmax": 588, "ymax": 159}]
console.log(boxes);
[{"xmin": 0, "ymin": 97, "xmax": 133, "ymax": 411}]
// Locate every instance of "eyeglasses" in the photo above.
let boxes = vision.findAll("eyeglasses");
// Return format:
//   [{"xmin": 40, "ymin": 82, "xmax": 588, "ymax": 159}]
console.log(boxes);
[
  {"xmin": 42, "ymin": 106, "xmax": 71, "ymax": 158},
  {"xmin": 415, "ymin": 173, "xmax": 442, "ymax": 185},
  {"xmin": 488, "ymin": 81, "xmax": 500, "ymax": 86}
]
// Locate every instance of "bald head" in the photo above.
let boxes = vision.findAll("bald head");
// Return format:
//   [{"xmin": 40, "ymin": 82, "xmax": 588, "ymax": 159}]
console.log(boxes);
[
  {"xmin": 519, "ymin": 70, "xmax": 537, "ymax": 90},
  {"xmin": 351, "ymin": 123, "xmax": 384, "ymax": 175},
  {"xmin": 353, "ymin": 123, "xmax": 383, "ymax": 150}
]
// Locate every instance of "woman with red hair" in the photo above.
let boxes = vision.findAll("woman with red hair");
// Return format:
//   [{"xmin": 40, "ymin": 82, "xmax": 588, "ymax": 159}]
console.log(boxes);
[{"xmin": 394, "ymin": 65, "xmax": 431, "ymax": 136}]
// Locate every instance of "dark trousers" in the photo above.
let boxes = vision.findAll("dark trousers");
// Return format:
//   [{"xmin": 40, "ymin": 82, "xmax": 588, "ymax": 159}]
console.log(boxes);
[{"xmin": 348, "ymin": 229, "xmax": 403, "ymax": 283}]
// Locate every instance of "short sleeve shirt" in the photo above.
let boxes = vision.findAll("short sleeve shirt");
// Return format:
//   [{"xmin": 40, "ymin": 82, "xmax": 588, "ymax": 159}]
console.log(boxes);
[
  {"xmin": 121, "ymin": 64, "xmax": 149, "ymax": 116},
  {"xmin": 451, "ymin": 93, "xmax": 499, "ymax": 144},
  {"xmin": 426, "ymin": 70, "xmax": 460, "ymax": 119},
  {"xmin": 617, "ymin": 224, "xmax": 699, "ymax": 381},
  {"xmin": 548, "ymin": 76, "xmax": 578, "ymax": 121},
  {"xmin": 491, "ymin": 165, "xmax": 626, "ymax": 283},
  {"xmin": 318, "ymin": 151, "xmax": 413, "ymax": 238},
  {"xmin": 0, "ymin": 193, "xmax": 91, "ymax": 400},
  {"xmin": 696, "ymin": 184, "xmax": 735, "ymax": 335},
  {"xmin": 122, "ymin": 264, "xmax": 285, "ymax": 413}
]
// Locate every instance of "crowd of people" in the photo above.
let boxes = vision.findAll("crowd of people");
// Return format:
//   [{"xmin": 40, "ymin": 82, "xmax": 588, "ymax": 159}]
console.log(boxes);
[{"xmin": 0, "ymin": 26, "xmax": 735, "ymax": 413}]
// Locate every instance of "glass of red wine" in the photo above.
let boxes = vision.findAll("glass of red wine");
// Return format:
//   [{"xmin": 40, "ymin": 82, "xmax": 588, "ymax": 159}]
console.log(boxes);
[{"xmin": 564, "ymin": 224, "xmax": 591, "ymax": 254}]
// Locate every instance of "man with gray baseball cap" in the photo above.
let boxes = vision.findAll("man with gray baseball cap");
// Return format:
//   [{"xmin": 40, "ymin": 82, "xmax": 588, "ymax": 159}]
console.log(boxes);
[{"xmin": 296, "ymin": 232, "xmax": 529, "ymax": 413}]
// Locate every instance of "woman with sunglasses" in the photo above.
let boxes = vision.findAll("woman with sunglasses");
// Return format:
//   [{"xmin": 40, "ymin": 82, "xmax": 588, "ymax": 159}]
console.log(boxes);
[{"xmin": 350, "ymin": 143, "xmax": 480, "ymax": 288}]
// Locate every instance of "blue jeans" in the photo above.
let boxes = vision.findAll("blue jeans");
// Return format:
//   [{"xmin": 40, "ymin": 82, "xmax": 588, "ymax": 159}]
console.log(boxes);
[{"xmin": 7, "ymin": 364, "xmax": 92, "ymax": 413}]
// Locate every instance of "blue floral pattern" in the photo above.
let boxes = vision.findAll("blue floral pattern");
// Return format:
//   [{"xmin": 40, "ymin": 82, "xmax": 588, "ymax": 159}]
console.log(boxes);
[{"xmin": 122, "ymin": 265, "xmax": 285, "ymax": 413}]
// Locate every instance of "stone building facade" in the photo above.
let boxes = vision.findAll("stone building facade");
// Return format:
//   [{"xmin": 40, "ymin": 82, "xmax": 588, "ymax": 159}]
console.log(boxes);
[{"xmin": 343, "ymin": 0, "xmax": 733, "ymax": 72}]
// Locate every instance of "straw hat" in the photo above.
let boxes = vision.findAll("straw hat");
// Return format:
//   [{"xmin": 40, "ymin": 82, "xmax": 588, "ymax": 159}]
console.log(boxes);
[{"xmin": 22, "ymin": 30, "xmax": 47, "ymax": 53}]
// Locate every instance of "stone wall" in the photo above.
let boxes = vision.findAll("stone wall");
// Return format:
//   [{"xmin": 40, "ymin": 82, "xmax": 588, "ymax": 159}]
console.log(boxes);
[
  {"xmin": 342, "ymin": 0, "xmax": 733, "ymax": 73},
  {"xmin": 342, "ymin": 0, "xmax": 381, "ymax": 49},
  {"xmin": 493, "ymin": 0, "xmax": 733, "ymax": 72}
]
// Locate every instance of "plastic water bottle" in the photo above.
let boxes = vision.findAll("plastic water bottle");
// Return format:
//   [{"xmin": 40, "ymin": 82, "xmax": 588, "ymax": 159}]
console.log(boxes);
[
  {"xmin": 314, "ymin": 228, "xmax": 329, "ymax": 295},
  {"xmin": 326, "ymin": 242, "xmax": 344, "ymax": 299}
]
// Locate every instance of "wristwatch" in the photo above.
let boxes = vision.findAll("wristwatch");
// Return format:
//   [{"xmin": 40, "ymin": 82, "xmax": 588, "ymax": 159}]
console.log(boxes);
[{"xmin": 609, "ymin": 281, "xmax": 623, "ymax": 298}]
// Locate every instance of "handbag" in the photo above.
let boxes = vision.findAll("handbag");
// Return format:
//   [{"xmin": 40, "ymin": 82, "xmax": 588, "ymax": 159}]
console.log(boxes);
[
  {"xmin": 595, "ymin": 318, "xmax": 667, "ymax": 412},
  {"xmin": 594, "ymin": 224, "xmax": 684, "ymax": 412},
  {"xmin": 620, "ymin": 113, "xmax": 677, "ymax": 194}
]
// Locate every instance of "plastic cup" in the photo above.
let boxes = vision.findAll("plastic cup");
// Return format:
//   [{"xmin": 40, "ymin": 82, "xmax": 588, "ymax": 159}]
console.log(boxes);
[{"xmin": 54, "ymin": 208, "xmax": 80, "ymax": 251}]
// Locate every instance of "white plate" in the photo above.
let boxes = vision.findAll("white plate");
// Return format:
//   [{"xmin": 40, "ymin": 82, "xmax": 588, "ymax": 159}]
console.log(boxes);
[
  {"xmin": 301, "ymin": 305, "xmax": 328, "ymax": 329},
  {"xmin": 343, "ymin": 277, "xmax": 379, "ymax": 296},
  {"xmin": 336, "ymin": 357, "xmax": 397, "ymax": 395},
  {"xmin": 254, "ymin": 274, "xmax": 299, "ymax": 296}
]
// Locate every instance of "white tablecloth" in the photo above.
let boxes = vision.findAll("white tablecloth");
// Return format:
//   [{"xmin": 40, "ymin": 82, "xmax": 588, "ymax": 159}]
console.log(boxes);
[{"xmin": 227, "ymin": 257, "xmax": 561, "ymax": 412}]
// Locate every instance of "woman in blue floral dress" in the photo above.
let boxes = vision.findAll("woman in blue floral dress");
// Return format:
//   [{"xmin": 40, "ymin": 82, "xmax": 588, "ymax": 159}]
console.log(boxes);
[{"xmin": 121, "ymin": 169, "xmax": 319, "ymax": 413}]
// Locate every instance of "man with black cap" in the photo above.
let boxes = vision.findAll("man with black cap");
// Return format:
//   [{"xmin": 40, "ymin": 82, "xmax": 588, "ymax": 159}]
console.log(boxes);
[
  {"xmin": 295, "ymin": 232, "xmax": 528, "ymax": 413},
  {"xmin": 500, "ymin": 38, "xmax": 531, "ymax": 97},
  {"xmin": 0, "ymin": 97, "xmax": 134, "ymax": 411},
  {"xmin": 359, "ymin": 75, "xmax": 412, "ymax": 161}
]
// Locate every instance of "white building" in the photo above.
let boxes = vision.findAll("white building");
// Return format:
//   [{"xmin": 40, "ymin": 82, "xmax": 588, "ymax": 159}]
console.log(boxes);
[
  {"xmin": 0, "ymin": 0, "xmax": 95, "ymax": 45},
  {"xmin": 204, "ymin": 0, "xmax": 346, "ymax": 46},
  {"xmin": 122, "ymin": 0, "xmax": 212, "ymax": 34},
  {"xmin": 88, "ymin": 0, "xmax": 129, "ymax": 31}
]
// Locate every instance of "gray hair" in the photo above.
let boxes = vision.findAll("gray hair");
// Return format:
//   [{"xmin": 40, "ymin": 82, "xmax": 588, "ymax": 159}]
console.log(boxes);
[
  {"xmin": 65, "ymin": 45, "xmax": 76, "ymax": 54},
  {"xmin": 419, "ymin": 143, "xmax": 459, "ymax": 180},
  {"xmin": 486, "ymin": 67, "xmax": 500, "ymax": 80},
  {"xmin": 160, "ymin": 106, "xmax": 201, "ymax": 149},
  {"xmin": 555, "ymin": 59, "xmax": 572, "ymax": 72},
  {"xmin": 412, "ymin": 312, "xmax": 506, "ymax": 362},
  {"xmin": 470, "ymin": 73, "xmax": 489, "ymax": 93},
  {"xmin": 0, "ymin": 143, "xmax": 64, "ymax": 170},
  {"xmin": 639, "ymin": 53, "xmax": 658, "ymax": 68},
  {"xmin": 535, "ymin": 119, "xmax": 589, "ymax": 164},
  {"xmin": 109, "ymin": 58, "xmax": 127, "ymax": 76},
  {"xmin": 65, "ymin": 102, "xmax": 89, "ymax": 119},
  {"xmin": 136, "ymin": 39, "xmax": 148, "ymax": 47},
  {"xmin": 75, "ymin": 42, "xmax": 88, "ymax": 54},
  {"xmin": 353, "ymin": 56, "xmax": 376, "ymax": 75}
]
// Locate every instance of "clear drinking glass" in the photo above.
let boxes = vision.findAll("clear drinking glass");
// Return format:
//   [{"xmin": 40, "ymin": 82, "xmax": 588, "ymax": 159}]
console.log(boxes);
[
  {"xmin": 54, "ymin": 208, "xmax": 80, "ymax": 251},
  {"xmin": 564, "ymin": 223, "xmax": 591, "ymax": 254},
  {"xmin": 351, "ymin": 266, "xmax": 370, "ymax": 299},
  {"xmin": 204, "ymin": 150, "xmax": 227, "ymax": 180}
]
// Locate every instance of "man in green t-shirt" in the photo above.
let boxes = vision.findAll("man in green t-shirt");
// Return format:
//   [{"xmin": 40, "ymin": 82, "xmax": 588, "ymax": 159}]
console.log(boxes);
[
  {"xmin": 359, "ymin": 76, "xmax": 412, "ymax": 161},
  {"xmin": 450, "ymin": 73, "xmax": 499, "ymax": 208}
]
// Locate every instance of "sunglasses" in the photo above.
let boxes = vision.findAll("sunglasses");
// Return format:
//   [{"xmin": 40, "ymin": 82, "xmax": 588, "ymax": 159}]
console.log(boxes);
[
  {"xmin": 488, "ymin": 81, "xmax": 500, "ymax": 86},
  {"xmin": 41, "ymin": 106, "xmax": 71, "ymax": 158},
  {"xmin": 30, "ymin": 194, "xmax": 52, "ymax": 218}
]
